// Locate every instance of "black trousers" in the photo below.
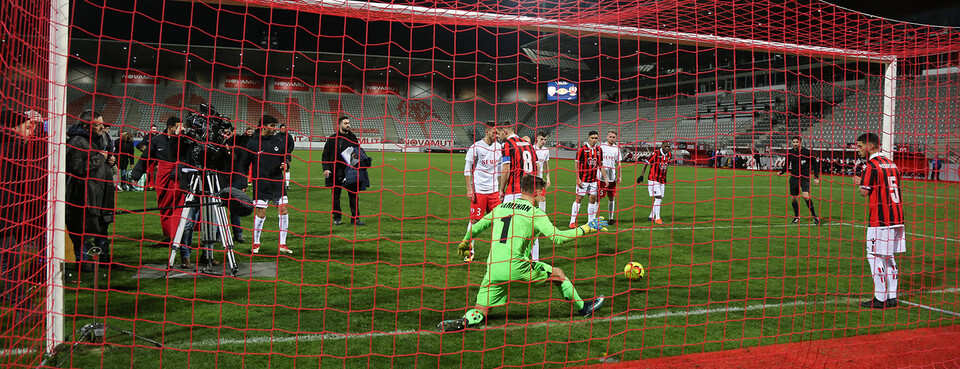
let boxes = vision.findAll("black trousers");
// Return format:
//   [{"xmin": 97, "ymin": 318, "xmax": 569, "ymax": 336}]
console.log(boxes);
[
  {"xmin": 0, "ymin": 235, "xmax": 24, "ymax": 308},
  {"xmin": 65, "ymin": 208, "xmax": 110, "ymax": 262},
  {"xmin": 332, "ymin": 183, "xmax": 360, "ymax": 221}
]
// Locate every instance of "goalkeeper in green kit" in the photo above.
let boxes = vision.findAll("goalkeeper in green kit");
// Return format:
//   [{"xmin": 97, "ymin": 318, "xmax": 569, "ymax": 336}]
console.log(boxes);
[{"xmin": 439, "ymin": 175, "xmax": 608, "ymax": 332}]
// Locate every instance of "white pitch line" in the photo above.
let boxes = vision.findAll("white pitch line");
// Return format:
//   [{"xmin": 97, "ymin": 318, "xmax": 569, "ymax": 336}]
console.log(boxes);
[
  {"xmin": 899, "ymin": 300, "xmax": 960, "ymax": 317},
  {"xmin": 0, "ymin": 348, "xmax": 33, "ymax": 357},
  {"xmin": 322, "ymin": 222, "xmax": 798, "ymax": 240},
  {"xmin": 174, "ymin": 288, "xmax": 960, "ymax": 349},
  {"xmin": 176, "ymin": 298, "xmax": 839, "ymax": 349}
]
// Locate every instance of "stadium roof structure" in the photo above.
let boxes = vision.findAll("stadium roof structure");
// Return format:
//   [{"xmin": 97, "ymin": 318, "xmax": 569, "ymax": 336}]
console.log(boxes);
[
  {"xmin": 249, "ymin": 0, "xmax": 960, "ymax": 56},
  {"xmin": 73, "ymin": 0, "xmax": 960, "ymax": 93}
]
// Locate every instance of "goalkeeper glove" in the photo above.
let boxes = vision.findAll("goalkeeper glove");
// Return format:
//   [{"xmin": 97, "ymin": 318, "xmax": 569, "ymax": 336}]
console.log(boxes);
[
  {"xmin": 578, "ymin": 217, "xmax": 609, "ymax": 234},
  {"xmin": 636, "ymin": 176, "xmax": 644, "ymax": 183},
  {"xmin": 457, "ymin": 240, "xmax": 472, "ymax": 259}
]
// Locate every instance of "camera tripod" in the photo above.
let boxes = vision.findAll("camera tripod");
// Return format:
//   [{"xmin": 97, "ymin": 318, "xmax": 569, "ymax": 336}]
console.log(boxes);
[
  {"xmin": 53, "ymin": 247, "xmax": 162, "ymax": 366},
  {"xmin": 168, "ymin": 168, "xmax": 239, "ymax": 277}
]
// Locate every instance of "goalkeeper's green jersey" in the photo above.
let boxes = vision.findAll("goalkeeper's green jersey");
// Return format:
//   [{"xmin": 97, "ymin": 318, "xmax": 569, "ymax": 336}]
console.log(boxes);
[{"xmin": 463, "ymin": 198, "xmax": 585, "ymax": 271}]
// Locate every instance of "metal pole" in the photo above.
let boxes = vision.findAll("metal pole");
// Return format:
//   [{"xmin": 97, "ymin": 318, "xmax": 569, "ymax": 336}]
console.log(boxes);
[
  {"xmin": 881, "ymin": 60, "xmax": 897, "ymax": 158},
  {"xmin": 46, "ymin": 0, "xmax": 70, "ymax": 354}
]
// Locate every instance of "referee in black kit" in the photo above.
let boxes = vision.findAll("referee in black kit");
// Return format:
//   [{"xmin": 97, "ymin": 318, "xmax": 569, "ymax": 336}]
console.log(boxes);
[{"xmin": 778, "ymin": 135, "xmax": 820, "ymax": 225}]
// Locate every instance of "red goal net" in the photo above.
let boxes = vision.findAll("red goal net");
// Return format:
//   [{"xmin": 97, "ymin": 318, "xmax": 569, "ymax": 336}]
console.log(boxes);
[{"xmin": 2, "ymin": 0, "xmax": 959, "ymax": 368}]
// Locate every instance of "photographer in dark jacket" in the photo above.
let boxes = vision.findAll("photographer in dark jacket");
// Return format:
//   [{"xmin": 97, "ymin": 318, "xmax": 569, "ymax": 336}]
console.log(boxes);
[
  {"xmin": 115, "ymin": 132, "xmax": 136, "ymax": 191},
  {"xmin": 65, "ymin": 110, "xmax": 116, "ymax": 267},
  {"xmin": 322, "ymin": 116, "xmax": 366, "ymax": 226},
  {"xmin": 0, "ymin": 110, "xmax": 44, "ymax": 320},
  {"xmin": 136, "ymin": 124, "xmax": 160, "ymax": 190},
  {"xmin": 229, "ymin": 126, "xmax": 255, "ymax": 243}
]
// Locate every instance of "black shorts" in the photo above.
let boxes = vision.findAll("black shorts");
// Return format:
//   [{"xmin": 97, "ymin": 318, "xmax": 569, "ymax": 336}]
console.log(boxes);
[{"xmin": 789, "ymin": 176, "xmax": 810, "ymax": 196}]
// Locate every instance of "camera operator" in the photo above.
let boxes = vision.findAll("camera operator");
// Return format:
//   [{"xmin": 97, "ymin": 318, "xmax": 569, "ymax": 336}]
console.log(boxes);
[
  {"xmin": 131, "ymin": 117, "xmax": 188, "ymax": 256},
  {"xmin": 0, "ymin": 110, "xmax": 44, "ymax": 321},
  {"xmin": 322, "ymin": 116, "xmax": 365, "ymax": 226},
  {"xmin": 230, "ymin": 127, "xmax": 254, "ymax": 243},
  {"xmin": 234, "ymin": 115, "xmax": 294, "ymax": 255},
  {"xmin": 65, "ymin": 111, "xmax": 116, "ymax": 269}
]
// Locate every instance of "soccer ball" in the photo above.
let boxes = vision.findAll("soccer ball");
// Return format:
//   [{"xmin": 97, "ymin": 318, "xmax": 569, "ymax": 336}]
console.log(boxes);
[{"xmin": 623, "ymin": 262, "xmax": 645, "ymax": 280}]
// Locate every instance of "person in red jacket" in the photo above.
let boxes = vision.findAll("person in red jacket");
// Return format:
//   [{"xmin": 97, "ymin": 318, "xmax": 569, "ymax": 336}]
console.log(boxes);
[{"xmin": 132, "ymin": 117, "xmax": 188, "ymax": 258}]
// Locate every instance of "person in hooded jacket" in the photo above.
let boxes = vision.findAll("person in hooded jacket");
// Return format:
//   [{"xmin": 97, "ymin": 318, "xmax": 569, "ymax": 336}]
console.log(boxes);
[
  {"xmin": 65, "ymin": 110, "xmax": 116, "ymax": 268},
  {"xmin": 0, "ymin": 110, "xmax": 45, "ymax": 322},
  {"xmin": 234, "ymin": 115, "xmax": 294, "ymax": 255}
]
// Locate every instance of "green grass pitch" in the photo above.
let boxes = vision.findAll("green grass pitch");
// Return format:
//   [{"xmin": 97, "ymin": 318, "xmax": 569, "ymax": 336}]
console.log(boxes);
[{"xmin": 55, "ymin": 150, "xmax": 959, "ymax": 368}]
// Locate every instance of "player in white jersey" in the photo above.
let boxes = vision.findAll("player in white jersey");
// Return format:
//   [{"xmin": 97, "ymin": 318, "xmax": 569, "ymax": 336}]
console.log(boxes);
[
  {"xmin": 530, "ymin": 131, "xmax": 552, "ymax": 261},
  {"xmin": 598, "ymin": 131, "xmax": 622, "ymax": 225},
  {"xmin": 463, "ymin": 121, "xmax": 501, "ymax": 262}
]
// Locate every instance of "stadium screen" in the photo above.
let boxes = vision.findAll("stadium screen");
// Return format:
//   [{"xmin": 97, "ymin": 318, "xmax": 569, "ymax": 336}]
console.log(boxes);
[{"xmin": 546, "ymin": 81, "xmax": 578, "ymax": 101}]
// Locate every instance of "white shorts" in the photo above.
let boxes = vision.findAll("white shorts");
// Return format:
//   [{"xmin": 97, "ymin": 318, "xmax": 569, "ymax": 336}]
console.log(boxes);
[
  {"xmin": 254, "ymin": 196, "xmax": 289, "ymax": 208},
  {"xmin": 502, "ymin": 193, "xmax": 522, "ymax": 203},
  {"xmin": 575, "ymin": 181, "xmax": 599, "ymax": 196},
  {"xmin": 648, "ymin": 181, "xmax": 665, "ymax": 197},
  {"xmin": 866, "ymin": 225, "xmax": 906, "ymax": 256}
]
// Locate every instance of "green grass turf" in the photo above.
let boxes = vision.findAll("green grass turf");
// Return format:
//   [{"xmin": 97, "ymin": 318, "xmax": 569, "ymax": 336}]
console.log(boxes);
[{"xmin": 45, "ymin": 150, "xmax": 960, "ymax": 368}]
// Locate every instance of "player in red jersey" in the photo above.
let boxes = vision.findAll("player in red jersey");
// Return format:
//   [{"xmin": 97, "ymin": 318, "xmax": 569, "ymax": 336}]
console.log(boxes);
[
  {"xmin": 854, "ymin": 132, "xmax": 905, "ymax": 309},
  {"xmin": 638, "ymin": 141, "xmax": 672, "ymax": 224},
  {"xmin": 568, "ymin": 131, "xmax": 605, "ymax": 228},
  {"xmin": 498, "ymin": 121, "xmax": 539, "ymax": 204}
]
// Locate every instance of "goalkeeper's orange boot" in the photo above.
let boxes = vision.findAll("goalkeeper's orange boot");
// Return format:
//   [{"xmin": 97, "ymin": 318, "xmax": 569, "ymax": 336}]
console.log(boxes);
[
  {"xmin": 654, "ymin": 219, "xmax": 664, "ymax": 225},
  {"xmin": 569, "ymin": 222, "xmax": 578, "ymax": 229}
]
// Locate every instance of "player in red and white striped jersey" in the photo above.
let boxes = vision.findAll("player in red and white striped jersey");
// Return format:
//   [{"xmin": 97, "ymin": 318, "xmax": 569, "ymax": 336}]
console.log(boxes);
[
  {"xmin": 639, "ymin": 141, "xmax": 672, "ymax": 224},
  {"xmin": 463, "ymin": 121, "xmax": 502, "ymax": 262},
  {"xmin": 568, "ymin": 131, "xmax": 605, "ymax": 228},
  {"xmin": 530, "ymin": 130, "xmax": 552, "ymax": 261},
  {"xmin": 598, "ymin": 131, "xmax": 622, "ymax": 225},
  {"xmin": 854, "ymin": 132, "xmax": 905, "ymax": 309},
  {"xmin": 498, "ymin": 121, "xmax": 539, "ymax": 203}
]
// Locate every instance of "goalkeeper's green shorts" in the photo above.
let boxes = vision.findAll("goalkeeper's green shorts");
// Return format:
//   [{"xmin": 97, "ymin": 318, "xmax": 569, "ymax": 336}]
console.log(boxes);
[{"xmin": 475, "ymin": 261, "xmax": 554, "ymax": 307}]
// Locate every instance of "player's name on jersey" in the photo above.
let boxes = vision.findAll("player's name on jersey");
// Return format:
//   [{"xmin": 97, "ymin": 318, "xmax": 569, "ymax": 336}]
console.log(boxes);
[{"xmin": 499, "ymin": 201, "xmax": 534, "ymax": 212}]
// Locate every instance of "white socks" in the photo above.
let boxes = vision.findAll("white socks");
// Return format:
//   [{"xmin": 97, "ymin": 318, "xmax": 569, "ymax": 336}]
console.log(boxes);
[
  {"xmin": 278, "ymin": 214, "xmax": 289, "ymax": 245},
  {"xmin": 884, "ymin": 257, "xmax": 899, "ymax": 300},
  {"xmin": 608, "ymin": 200, "xmax": 616, "ymax": 220},
  {"xmin": 285, "ymin": 171, "xmax": 291, "ymax": 187},
  {"xmin": 587, "ymin": 202, "xmax": 599, "ymax": 222},
  {"xmin": 867, "ymin": 254, "xmax": 899, "ymax": 301},
  {"xmin": 253, "ymin": 215, "xmax": 266, "ymax": 244},
  {"xmin": 651, "ymin": 198, "xmax": 662, "ymax": 219},
  {"xmin": 467, "ymin": 222, "xmax": 475, "ymax": 248},
  {"xmin": 570, "ymin": 202, "xmax": 581, "ymax": 224},
  {"xmin": 533, "ymin": 200, "xmax": 545, "ymax": 261}
]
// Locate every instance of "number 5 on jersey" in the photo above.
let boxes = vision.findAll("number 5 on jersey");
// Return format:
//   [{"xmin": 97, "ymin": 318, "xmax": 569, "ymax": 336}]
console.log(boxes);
[{"xmin": 887, "ymin": 176, "xmax": 900, "ymax": 204}]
